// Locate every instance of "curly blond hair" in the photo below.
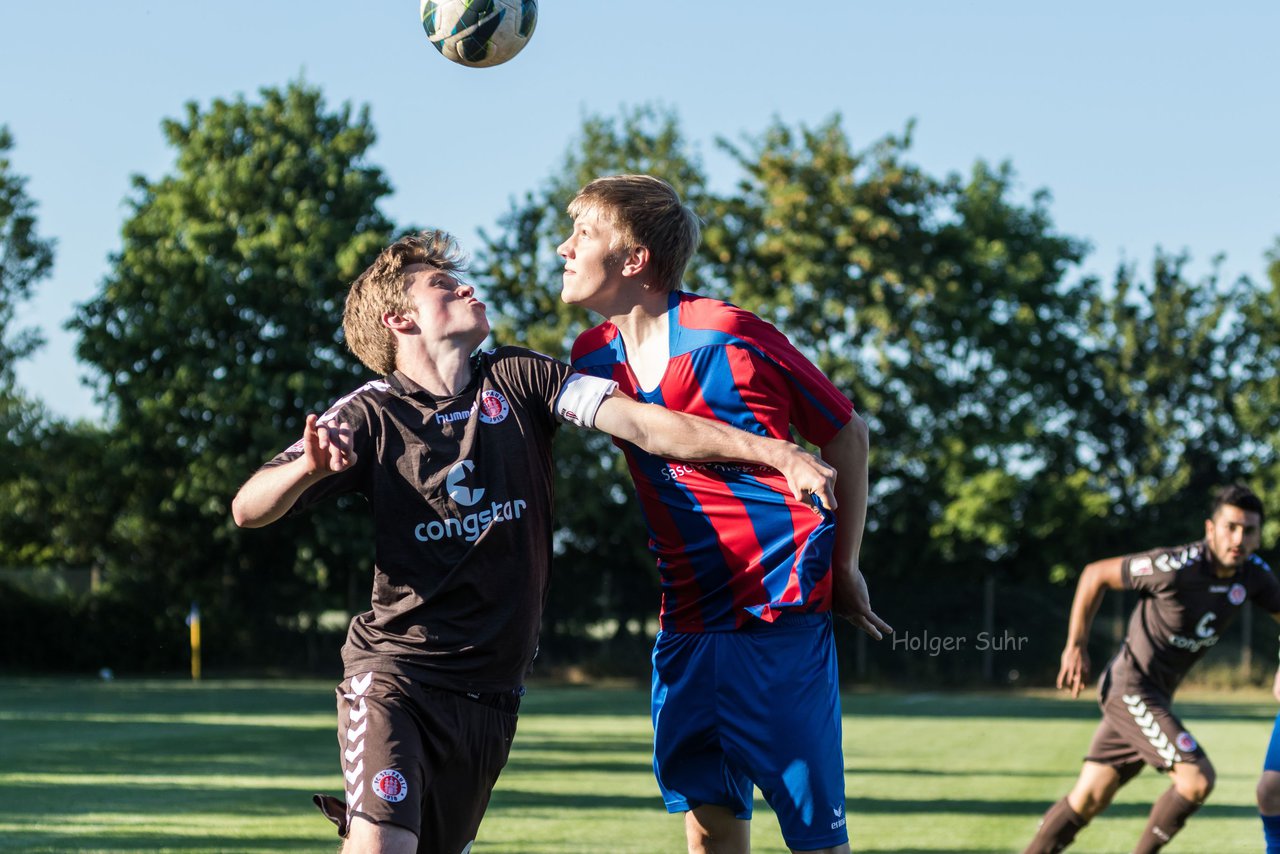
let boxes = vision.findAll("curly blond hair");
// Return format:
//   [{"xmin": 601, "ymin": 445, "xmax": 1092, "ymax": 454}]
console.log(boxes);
[{"xmin": 343, "ymin": 230, "xmax": 467, "ymax": 374}]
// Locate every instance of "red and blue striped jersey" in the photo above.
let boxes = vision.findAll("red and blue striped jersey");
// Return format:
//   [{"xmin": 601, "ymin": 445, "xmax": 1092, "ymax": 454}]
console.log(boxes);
[{"xmin": 571, "ymin": 292, "xmax": 855, "ymax": 632}]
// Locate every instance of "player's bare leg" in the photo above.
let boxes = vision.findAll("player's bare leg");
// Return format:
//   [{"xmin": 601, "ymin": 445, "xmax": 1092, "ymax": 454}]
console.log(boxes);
[
  {"xmin": 1066, "ymin": 760, "xmax": 1124, "ymax": 819},
  {"xmin": 343, "ymin": 816, "xmax": 417, "ymax": 854},
  {"xmin": 1260, "ymin": 770, "xmax": 1280, "ymax": 814},
  {"xmin": 791, "ymin": 842, "xmax": 851, "ymax": 853},
  {"xmin": 686, "ymin": 805, "xmax": 751, "ymax": 854},
  {"xmin": 1024, "ymin": 761, "xmax": 1124, "ymax": 853},
  {"xmin": 1259, "ymin": 770, "xmax": 1280, "ymax": 852},
  {"xmin": 1132, "ymin": 758, "xmax": 1213, "ymax": 854}
]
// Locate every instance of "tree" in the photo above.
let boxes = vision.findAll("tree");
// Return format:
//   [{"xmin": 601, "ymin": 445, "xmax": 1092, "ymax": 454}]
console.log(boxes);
[
  {"xmin": 1079, "ymin": 252, "xmax": 1252, "ymax": 546},
  {"xmin": 0, "ymin": 126, "xmax": 55, "ymax": 391},
  {"xmin": 1233, "ymin": 239, "xmax": 1280, "ymax": 540},
  {"xmin": 703, "ymin": 117, "xmax": 1100, "ymax": 583},
  {"xmin": 69, "ymin": 82, "xmax": 397, "ymax": 666}
]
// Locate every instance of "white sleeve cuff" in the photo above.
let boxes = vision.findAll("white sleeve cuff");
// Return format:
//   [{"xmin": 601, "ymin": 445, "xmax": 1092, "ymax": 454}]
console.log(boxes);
[{"xmin": 555, "ymin": 373, "xmax": 618, "ymax": 429}]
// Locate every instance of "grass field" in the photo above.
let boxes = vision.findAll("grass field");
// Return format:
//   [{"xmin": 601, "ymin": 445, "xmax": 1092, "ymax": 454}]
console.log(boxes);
[{"xmin": 0, "ymin": 678, "xmax": 1275, "ymax": 853}]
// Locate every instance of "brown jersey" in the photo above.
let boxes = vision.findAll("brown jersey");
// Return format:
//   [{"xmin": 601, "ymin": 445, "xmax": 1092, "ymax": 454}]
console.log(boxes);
[
  {"xmin": 1110, "ymin": 540, "xmax": 1280, "ymax": 696},
  {"xmin": 262, "ymin": 347, "xmax": 581, "ymax": 693}
]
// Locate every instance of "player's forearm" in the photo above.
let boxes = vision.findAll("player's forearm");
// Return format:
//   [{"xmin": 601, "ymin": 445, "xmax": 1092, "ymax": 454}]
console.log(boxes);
[
  {"xmin": 600, "ymin": 398, "xmax": 789, "ymax": 466},
  {"xmin": 231, "ymin": 457, "xmax": 324, "ymax": 528},
  {"xmin": 823, "ymin": 416, "xmax": 869, "ymax": 571}
]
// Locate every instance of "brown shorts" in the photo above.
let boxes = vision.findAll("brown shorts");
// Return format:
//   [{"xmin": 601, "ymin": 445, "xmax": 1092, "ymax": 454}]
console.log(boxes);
[
  {"xmin": 1087, "ymin": 670, "xmax": 1205, "ymax": 772},
  {"xmin": 333, "ymin": 671, "xmax": 518, "ymax": 853}
]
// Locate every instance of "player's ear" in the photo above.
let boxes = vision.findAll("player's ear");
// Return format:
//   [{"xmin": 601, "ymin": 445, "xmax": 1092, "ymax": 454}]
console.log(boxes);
[
  {"xmin": 382, "ymin": 310, "xmax": 416, "ymax": 332},
  {"xmin": 621, "ymin": 245, "xmax": 650, "ymax": 279}
]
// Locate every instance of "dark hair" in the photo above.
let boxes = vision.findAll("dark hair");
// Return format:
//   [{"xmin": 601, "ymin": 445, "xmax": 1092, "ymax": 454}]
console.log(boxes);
[{"xmin": 1210, "ymin": 483, "xmax": 1265, "ymax": 525}]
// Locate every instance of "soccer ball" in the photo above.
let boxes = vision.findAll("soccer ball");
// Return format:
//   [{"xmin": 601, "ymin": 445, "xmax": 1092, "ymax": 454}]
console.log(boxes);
[{"xmin": 421, "ymin": 0, "xmax": 538, "ymax": 68}]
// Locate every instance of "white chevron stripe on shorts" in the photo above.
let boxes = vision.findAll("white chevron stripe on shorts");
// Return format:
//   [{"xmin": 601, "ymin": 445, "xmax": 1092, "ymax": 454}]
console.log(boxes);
[
  {"xmin": 1123, "ymin": 694, "xmax": 1181, "ymax": 765},
  {"xmin": 344, "ymin": 672, "xmax": 374, "ymax": 814}
]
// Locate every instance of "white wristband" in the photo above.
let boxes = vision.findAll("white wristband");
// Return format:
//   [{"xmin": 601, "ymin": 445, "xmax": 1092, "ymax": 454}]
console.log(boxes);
[{"xmin": 555, "ymin": 374, "xmax": 618, "ymax": 429}]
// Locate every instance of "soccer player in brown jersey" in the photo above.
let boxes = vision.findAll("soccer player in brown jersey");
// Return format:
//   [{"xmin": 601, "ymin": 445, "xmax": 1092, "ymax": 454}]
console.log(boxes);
[
  {"xmin": 1024, "ymin": 484, "xmax": 1280, "ymax": 853},
  {"xmin": 231, "ymin": 230, "xmax": 839, "ymax": 854}
]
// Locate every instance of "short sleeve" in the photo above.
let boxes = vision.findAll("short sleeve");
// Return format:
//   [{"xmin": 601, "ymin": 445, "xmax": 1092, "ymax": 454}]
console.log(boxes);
[
  {"xmin": 257, "ymin": 388, "xmax": 376, "ymax": 514},
  {"xmin": 1121, "ymin": 551, "xmax": 1166, "ymax": 593},
  {"xmin": 1122, "ymin": 543, "xmax": 1203, "ymax": 593},
  {"xmin": 1250, "ymin": 563, "xmax": 1280, "ymax": 613},
  {"xmin": 728, "ymin": 310, "xmax": 854, "ymax": 447},
  {"xmin": 487, "ymin": 347, "xmax": 577, "ymax": 428}
]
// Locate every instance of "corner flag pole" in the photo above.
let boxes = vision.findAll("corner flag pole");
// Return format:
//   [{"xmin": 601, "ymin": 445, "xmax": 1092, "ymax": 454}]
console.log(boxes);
[{"xmin": 187, "ymin": 602, "xmax": 202, "ymax": 681}]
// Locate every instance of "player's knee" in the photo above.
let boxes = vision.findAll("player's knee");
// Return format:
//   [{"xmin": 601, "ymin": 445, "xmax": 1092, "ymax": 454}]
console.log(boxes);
[
  {"xmin": 1068, "ymin": 769, "xmax": 1122, "ymax": 819},
  {"xmin": 1258, "ymin": 772, "xmax": 1280, "ymax": 813},
  {"xmin": 685, "ymin": 807, "xmax": 749, "ymax": 854},
  {"xmin": 1071, "ymin": 789, "xmax": 1112, "ymax": 820},
  {"xmin": 1174, "ymin": 762, "xmax": 1215, "ymax": 803},
  {"xmin": 342, "ymin": 816, "xmax": 418, "ymax": 854}
]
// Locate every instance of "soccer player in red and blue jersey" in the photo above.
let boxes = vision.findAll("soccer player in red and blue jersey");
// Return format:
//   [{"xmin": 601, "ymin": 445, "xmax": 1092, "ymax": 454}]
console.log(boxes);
[
  {"xmin": 558, "ymin": 175, "xmax": 892, "ymax": 854},
  {"xmin": 1259, "ymin": 669, "xmax": 1280, "ymax": 852}
]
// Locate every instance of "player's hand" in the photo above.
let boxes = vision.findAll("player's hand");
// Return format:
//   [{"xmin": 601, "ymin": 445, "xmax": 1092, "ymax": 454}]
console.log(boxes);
[
  {"xmin": 1272, "ymin": 666, "xmax": 1280, "ymax": 703},
  {"xmin": 1057, "ymin": 643, "xmax": 1090, "ymax": 698},
  {"xmin": 832, "ymin": 565, "xmax": 893, "ymax": 640},
  {"xmin": 302, "ymin": 414, "xmax": 356, "ymax": 476},
  {"xmin": 775, "ymin": 443, "xmax": 837, "ymax": 514}
]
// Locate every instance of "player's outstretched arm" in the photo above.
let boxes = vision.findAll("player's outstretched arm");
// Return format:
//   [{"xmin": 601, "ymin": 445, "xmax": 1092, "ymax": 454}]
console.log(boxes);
[
  {"xmin": 822, "ymin": 416, "xmax": 892, "ymax": 640},
  {"xmin": 231, "ymin": 415, "xmax": 356, "ymax": 528},
  {"xmin": 591, "ymin": 391, "xmax": 837, "ymax": 511},
  {"xmin": 1057, "ymin": 557, "xmax": 1125, "ymax": 698}
]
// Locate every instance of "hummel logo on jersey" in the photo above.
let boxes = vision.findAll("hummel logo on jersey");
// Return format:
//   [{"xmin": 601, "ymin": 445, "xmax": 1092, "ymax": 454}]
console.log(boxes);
[
  {"xmin": 1123, "ymin": 694, "xmax": 1180, "ymax": 765},
  {"xmin": 1155, "ymin": 544, "xmax": 1202, "ymax": 573},
  {"xmin": 436, "ymin": 404, "xmax": 475, "ymax": 426}
]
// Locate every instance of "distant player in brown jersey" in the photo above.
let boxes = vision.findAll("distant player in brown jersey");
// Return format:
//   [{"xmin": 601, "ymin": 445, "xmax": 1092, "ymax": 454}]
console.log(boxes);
[
  {"xmin": 1024, "ymin": 484, "xmax": 1280, "ymax": 854},
  {"xmin": 231, "ymin": 230, "xmax": 838, "ymax": 854}
]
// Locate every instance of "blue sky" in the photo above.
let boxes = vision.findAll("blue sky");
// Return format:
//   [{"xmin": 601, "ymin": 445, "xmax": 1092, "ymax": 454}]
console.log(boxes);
[{"xmin": 3, "ymin": 1, "xmax": 1277, "ymax": 422}]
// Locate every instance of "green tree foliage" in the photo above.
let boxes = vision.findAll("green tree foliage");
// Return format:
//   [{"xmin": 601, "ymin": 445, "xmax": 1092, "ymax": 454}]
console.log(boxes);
[
  {"xmin": 1080, "ymin": 253, "xmax": 1251, "ymax": 544},
  {"xmin": 68, "ymin": 83, "xmax": 396, "ymax": 666},
  {"xmin": 703, "ymin": 118, "xmax": 1099, "ymax": 581},
  {"xmin": 0, "ymin": 125, "xmax": 55, "ymax": 390},
  {"xmin": 1233, "ymin": 240, "xmax": 1280, "ymax": 543}
]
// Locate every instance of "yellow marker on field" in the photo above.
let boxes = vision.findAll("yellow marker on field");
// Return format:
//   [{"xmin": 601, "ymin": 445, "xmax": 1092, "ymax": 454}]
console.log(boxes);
[{"xmin": 187, "ymin": 602, "xmax": 202, "ymax": 681}]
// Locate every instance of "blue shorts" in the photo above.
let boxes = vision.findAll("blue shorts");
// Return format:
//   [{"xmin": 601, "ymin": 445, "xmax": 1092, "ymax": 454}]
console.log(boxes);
[
  {"xmin": 1265, "ymin": 712, "xmax": 1280, "ymax": 772},
  {"xmin": 651, "ymin": 612, "xmax": 848, "ymax": 851}
]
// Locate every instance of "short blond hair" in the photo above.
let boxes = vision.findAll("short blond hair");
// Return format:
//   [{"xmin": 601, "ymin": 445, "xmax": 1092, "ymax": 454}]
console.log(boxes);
[
  {"xmin": 567, "ymin": 175, "xmax": 701, "ymax": 293},
  {"xmin": 343, "ymin": 230, "xmax": 467, "ymax": 374}
]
